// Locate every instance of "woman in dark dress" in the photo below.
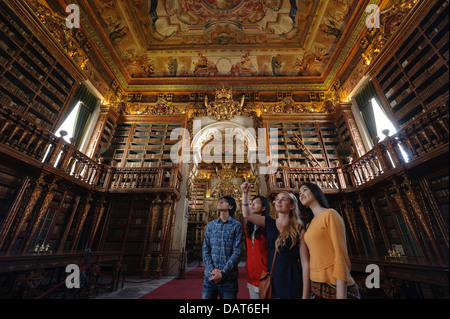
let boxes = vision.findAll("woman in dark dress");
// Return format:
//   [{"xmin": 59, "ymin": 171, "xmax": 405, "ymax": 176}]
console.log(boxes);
[{"xmin": 241, "ymin": 180, "xmax": 310, "ymax": 299}]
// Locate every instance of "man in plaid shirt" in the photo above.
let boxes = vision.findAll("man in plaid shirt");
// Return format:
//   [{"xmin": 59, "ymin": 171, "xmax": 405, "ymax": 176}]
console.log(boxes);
[{"xmin": 202, "ymin": 195, "xmax": 243, "ymax": 299}]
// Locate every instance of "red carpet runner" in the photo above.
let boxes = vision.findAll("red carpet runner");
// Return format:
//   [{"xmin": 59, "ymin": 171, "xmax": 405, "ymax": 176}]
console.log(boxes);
[{"xmin": 140, "ymin": 266, "xmax": 250, "ymax": 299}]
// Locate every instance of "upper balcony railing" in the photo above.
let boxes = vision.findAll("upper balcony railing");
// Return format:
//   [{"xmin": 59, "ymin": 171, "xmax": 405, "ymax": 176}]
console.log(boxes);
[
  {"xmin": 266, "ymin": 102, "xmax": 449, "ymax": 192},
  {"xmin": 0, "ymin": 102, "xmax": 448, "ymax": 194},
  {"xmin": 0, "ymin": 106, "xmax": 182, "ymax": 196}
]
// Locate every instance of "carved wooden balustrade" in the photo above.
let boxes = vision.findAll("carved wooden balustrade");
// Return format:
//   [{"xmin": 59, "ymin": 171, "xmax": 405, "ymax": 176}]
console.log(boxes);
[
  {"xmin": 109, "ymin": 166, "xmax": 182, "ymax": 197},
  {"xmin": 0, "ymin": 105, "xmax": 183, "ymax": 195},
  {"xmin": 2, "ymin": 101, "xmax": 448, "ymax": 196},
  {"xmin": 268, "ymin": 103, "xmax": 449, "ymax": 192},
  {"xmin": 266, "ymin": 166, "xmax": 345, "ymax": 194}
]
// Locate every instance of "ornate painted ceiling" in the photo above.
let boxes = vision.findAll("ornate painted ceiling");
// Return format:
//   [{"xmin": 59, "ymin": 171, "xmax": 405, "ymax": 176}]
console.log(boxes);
[
  {"xmin": 94, "ymin": 0, "xmax": 354, "ymax": 78},
  {"xmin": 73, "ymin": 0, "xmax": 376, "ymax": 92},
  {"xmin": 34, "ymin": 0, "xmax": 396, "ymax": 98}
]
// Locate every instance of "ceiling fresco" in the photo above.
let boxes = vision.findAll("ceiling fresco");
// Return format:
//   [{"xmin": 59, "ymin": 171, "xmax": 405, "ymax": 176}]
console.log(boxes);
[{"xmin": 86, "ymin": 0, "xmax": 361, "ymax": 82}]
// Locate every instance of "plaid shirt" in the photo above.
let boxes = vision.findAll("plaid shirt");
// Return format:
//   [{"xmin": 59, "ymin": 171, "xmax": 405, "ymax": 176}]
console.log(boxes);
[{"xmin": 202, "ymin": 216, "xmax": 243, "ymax": 281}]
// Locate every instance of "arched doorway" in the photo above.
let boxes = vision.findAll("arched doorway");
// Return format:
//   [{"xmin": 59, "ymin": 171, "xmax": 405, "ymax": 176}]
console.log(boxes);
[{"xmin": 185, "ymin": 117, "xmax": 263, "ymax": 263}]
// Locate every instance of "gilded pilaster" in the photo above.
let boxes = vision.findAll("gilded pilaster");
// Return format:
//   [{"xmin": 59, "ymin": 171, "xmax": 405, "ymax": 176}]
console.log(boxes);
[
  {"xmin": 418, "ymin": 178, "xmax": 449, "ymax": 248},
  {"xmin": 390, "ymin": 184, "xmax": 426, "ymax": 259},
  {"xmin": 88, "ymin": 197, "xmax": 107, "ymax": 248},
  {"xmin": 357, "ymin": 194, "xmax": 378, "ymax": 255},
  {"xmin": 0, "ymin": 177, "xmax": 31, "ymax": 250},
  {"xmin": 71, "ymin": 193, "xmax": 93, "ymax": 251},
  {"xmin": 23, "ymin": 179, "xmax": 57, "ymax": 251},
  {"xmin": 148, "ymin": 194, "xmax": 162, "ymax": 255},
  {"xmin": 6, "ymin": 175, "xmax": 46, "ymax": 254},
  {"xmin": 401, "ymin": 178, "xmax": 443, "ymax": 264},
  {"xmin": 342, "ymin": 200, "xmax": 361, "ymax": 255},
  {"xmin": 156, "ymin": 195, "xmax": 174, "ymax": 276}
]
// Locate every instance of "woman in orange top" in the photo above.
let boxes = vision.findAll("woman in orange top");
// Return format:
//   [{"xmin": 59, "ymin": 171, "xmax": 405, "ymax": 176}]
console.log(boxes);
[{"xmin": 299, "ymin": 182, "xmax": 360, "ymax": 299}]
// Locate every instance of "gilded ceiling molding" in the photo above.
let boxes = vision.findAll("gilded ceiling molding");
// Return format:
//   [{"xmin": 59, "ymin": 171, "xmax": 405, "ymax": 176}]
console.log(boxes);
[
  {"xmin": 204, "ymin": 86, "xmax": 246, "ymax": 121},
  {"xmin": 71, "ymin": 0, "xmax": 372, "ymax": 92},
  {"xmin": 261, "ymin": 97, "xmax": 336, "ymax": 114},
  {"xmin": 144, "ymin": 98, "xmax": 185, "ymax": 115},
  {"xmin": 360, "ymin": 0, "xmax": 418, "ymax": 66},
  {"xmin": 27, "ymin": 0, "xmax": 89, "ymax": 71}
]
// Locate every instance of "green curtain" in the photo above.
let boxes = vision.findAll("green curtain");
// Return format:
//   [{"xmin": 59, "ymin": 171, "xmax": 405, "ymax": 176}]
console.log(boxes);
[
  {"xmin": 71, "ymin": 84, "xmax": 99, "ymax": 149},
  {"xmin": 355, "ymin": 81, "xmax": 385, "ymax": 139}
]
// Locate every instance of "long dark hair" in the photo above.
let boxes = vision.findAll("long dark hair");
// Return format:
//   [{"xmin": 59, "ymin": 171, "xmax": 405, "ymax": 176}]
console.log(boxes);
[
  {"xmin": 244, "ymin": 195, "xmax": 270, "ymax": 240},
  {"xmin": 220, "ymin": 196, "xmax": 237, "ymax": 217},
  {"xmin": 298, "ymin": 182, "xmax": 330, "ymax": 229}
]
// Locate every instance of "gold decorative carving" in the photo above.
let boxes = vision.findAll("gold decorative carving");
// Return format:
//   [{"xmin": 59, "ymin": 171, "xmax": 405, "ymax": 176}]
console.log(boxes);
[
  {"xmin": 391, "ymin": 187, "xmax": 423, "ymax": 256},
  {"xmin": 361, "ymin": 0, "xmax": 418, "ymax": 66},
  {"xmin": 148, "ymin": 195, "xmax": 162, "ymax": 255},
  {"xmin": 160, "ymin": 196, "xmax": 174, "ymax": 259},
  {"xmin": 357, "ymin": 195, "xmax": 378, "ymax": 252},
  {"xmin": 28, "ymin": 1, "xmax": 89, "ymax": 70},
  {"xmin": 204, "ymin": 86, "xmax": 245, "ymax": 120},
  {"xmin": 71, "ymin": 193, "xmax": 93, "ymax": 250},
  {"xmin": 211, "ymin": 164, "xmax": 241, "ymax": 200},
  {"xmin": 215, "ymin": 163, "xmax": 237, "ymax": 182},
  {"xmin": 6, "ymin": 175, "xmax": 46, "ymax": 253},
  {"xmin": 401, "ymin": 178, "xmax": 444, "ymax": 263},
  {"xmin": 89, "ymin": 198, "xmax": 107, "ymax": 247},
  {"xmin": 262, "ymin": 97, "xmax": 335, "ymax": 114},
  {"xmin": 144, "ymin": 97, "xmax": 183, "ymax": 115},
  {"xmin": 342, "ymin": 200, "xmax": 361, "ymax": 251}
]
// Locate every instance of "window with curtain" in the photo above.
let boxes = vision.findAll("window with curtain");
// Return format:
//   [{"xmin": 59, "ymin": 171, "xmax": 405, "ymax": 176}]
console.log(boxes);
[
  {"xmin": 57, "ymin": 83, "xmax": 99, "ymax": 149},
  {"xmin": 372, "ymin": 98, "xmax": 409, "ymax": 162},
  {"xmin": 355, "ymin": 81, "xmax": 409, "ymax": 162},
  {"xmin": 354, "ymin": 80, "xmax": 387, "ymax": 140},
  {"xmin": 56, "ymin": 101, "xmax": 80, "ymax": 143}
]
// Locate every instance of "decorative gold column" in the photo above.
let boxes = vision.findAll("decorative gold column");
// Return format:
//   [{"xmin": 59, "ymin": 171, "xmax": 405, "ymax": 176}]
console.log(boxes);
[
  {"xmin": 390, "ymin": 183, "xmax": 428, "ymax": 261},
  {"xmin": 155, "ymin": 195, "xmax": 174, "ymax": 277},
  {"xmin": 401, "ymin": 177, "xmax": 444, "ymax": 264},
  {"xmin": 147, "ymin": 195, "xmax": 162, "ymax": 276},
  {"xmin": 6, "ymin": 175, "xmax": 46, "ymax": 254},
  {"xmin": 88, "ymin": 196, "xmax": 107, "ymax": 249},
  {"xmin": 419, "ymin": 178, "xmax": 449, "ymax": 249},
  {"xmin": 70, "ymin": 193, "xmax": 93, "ymax": 251},
  {"xmin": 341, "ymin": 200, "xmax": 362, "ymax": 255},
  {"xmin": 22, "ymin": 179, "xmax": 58, "ymax": 251},
  {"xmin": 57, "ymin": 195, "xmax": 81, "ymax": 253},
  {"xmin": 357, "ymin": 194, "xmax": 379, "ymax": 255},
  {"xmin": 0, "ymin": 177, "xmax": 31, "ymax": 250}
]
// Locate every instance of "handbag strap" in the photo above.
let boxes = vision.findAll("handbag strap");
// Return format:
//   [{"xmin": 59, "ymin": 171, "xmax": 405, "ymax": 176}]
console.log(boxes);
[{"xmin": 269, "ymin": 249, "xmax": 277, "ymax": 274}]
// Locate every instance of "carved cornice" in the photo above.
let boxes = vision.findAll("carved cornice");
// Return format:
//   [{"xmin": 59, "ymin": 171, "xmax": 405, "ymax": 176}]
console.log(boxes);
[
  {"xmin": 27, "ymin": 0, "xmax": 89, "ymax": 72},
  {"xmin": 363, "ymin": 0, "xmax": 420, "ymax": 72}
]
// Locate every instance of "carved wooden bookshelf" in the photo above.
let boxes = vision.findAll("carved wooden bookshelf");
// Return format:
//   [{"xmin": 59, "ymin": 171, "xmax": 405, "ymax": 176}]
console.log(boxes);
[
  {"xmin": 0, "ymin": 1, "xmax": 77, "ymax": 131},
  {"xmin": 110, "ymin": 121, "xmax": 183, "ymax": 168},
  {"xmin": 372, "ymin": 0, "xmax": 449, "ymax": 127},
  {"xmin": 266, "ymin": 120, "xmax": 342, "ymax": 168}
]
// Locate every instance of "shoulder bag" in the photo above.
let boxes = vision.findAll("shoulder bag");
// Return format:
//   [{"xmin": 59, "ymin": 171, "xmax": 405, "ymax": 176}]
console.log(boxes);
[{"xmin": 259, "ymin": 249, "xmax": 277, "ymax": 299}]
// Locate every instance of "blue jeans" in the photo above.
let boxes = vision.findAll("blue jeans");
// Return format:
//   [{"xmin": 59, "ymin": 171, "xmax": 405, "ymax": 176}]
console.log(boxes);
[{"xmin": 201, "ymin": 275, "xmax": 239, "ymax": 299}]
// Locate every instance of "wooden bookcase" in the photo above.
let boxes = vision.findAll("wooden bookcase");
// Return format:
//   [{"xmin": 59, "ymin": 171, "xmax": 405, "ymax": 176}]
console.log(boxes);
[
  {"xmin": 0, "ymin": 164, "xmax": 22, "ymax": 225},
  {"xmin": 189, "ymin": 182, "xmax": 206, "ymax": 211},
  {"xmin": 0, "ymin": 1, "xmax": 76, "ymax": 131},
  {"xmin": 110, "ymin": 122, "xmax": 183, "ymax": 168},
  {"xmin": 267, "ymin": 120, "xmax": 342, "ymax": 168},
  {"xmin": 373, "ymin": 191, "xmax": 424, "ymax": 259},
  {"xmin": 335, "ymin": 114, "xmax": 355, "ymax": 158},
  {"xmin": 101, "ymin": 199, "xmax": 158, "ymax": 272},
  {"xmin": 373, "ymin": 0, "xmax": 449, "ymax": 127},
  {"xmin": 27, "ymin": 189, "xmax": 77, "ymax": 252}
]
